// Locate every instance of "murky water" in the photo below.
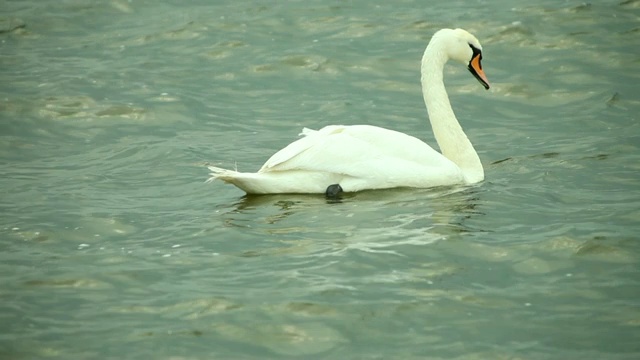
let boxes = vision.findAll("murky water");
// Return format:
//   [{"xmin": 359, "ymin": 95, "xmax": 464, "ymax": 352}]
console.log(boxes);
[{"xmin": 1, "ymin": 0, "xmax": 639, "ymax": 359}]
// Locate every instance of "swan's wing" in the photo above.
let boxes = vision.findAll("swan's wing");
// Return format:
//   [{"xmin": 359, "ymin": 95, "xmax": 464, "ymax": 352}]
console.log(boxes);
[
  {"xmin": 259, "ymin": 125, "xmax": 347, "ymax": 171},
  {"xmin": 259, "ymin": 124, "xmax": 454, "ymax": 177},
  {"xmin": 340, "ymin": 125, "xmax": 446, "ymax": 163}
]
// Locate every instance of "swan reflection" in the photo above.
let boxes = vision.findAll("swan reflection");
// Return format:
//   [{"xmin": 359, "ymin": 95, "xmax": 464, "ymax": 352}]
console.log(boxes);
[{"xmin": 213, "ymin": 186, "xmax": 485, "ymax": 257}]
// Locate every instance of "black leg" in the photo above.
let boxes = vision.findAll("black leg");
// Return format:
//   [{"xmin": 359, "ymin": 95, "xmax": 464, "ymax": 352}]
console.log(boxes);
[{"xmin": 325, "ymin": 184, "xmax": 343, "ymax": 199}]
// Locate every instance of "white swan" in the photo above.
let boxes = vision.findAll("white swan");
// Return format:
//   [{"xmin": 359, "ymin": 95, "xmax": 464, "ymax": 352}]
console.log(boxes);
[{"xmin": 207, "ymin": 28, "xmax": 491, "ymax": 195}]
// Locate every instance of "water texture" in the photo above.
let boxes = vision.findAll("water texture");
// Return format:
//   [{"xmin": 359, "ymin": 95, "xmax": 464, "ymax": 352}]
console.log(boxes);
[{"xmin": 1, "ymin": 0, "xmax": 639, "ymax": 359}]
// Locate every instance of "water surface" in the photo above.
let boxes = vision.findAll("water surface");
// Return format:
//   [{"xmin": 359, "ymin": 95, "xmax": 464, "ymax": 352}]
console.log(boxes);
[{"xmin": 1, "ymin": 0, "xmax": 639, "ymax": 359}]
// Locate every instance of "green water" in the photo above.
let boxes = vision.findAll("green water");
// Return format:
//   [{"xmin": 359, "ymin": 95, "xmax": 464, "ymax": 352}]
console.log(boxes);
[{"xmin": 2, "ymin": 1, "xmax": 639, "ymax": 359}]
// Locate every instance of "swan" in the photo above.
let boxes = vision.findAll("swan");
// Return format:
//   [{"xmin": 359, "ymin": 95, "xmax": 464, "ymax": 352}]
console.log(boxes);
[{"xmin": 206, "ymin": 28, "xmax": 491, "ymax": 195}]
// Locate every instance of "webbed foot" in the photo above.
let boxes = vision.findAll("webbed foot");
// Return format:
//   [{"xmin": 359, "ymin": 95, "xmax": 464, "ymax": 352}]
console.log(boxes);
[{"xmin": 325, "ymin": 184, "xmax": 343, "ymax": 199}]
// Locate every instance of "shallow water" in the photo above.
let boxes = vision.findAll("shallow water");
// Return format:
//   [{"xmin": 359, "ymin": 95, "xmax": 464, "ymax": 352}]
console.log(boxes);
[{"xmin": 1, "ymin": 0, "xmax": 640, "ymax": 359}]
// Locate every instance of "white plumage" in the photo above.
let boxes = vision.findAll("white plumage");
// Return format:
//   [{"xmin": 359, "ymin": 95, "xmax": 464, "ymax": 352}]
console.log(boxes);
[{"xmin": 207, "ymin": 28, "xmax": 491, "ymax": 195}]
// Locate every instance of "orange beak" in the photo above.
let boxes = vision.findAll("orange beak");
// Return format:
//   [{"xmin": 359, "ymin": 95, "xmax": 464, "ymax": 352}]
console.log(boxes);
[{"xmin": 468, "ymin": 53, "xmax": 490, "ymax": 90}]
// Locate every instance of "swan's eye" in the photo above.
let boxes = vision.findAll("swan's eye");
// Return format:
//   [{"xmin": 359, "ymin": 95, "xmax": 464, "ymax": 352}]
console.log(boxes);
[{"xmin": 468, "ymin": 44, "xmax": 482, "ymax": 60}]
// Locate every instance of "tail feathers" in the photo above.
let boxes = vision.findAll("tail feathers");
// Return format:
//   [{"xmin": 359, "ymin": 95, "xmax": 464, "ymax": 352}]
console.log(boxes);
[
  {"xmin": 206, "ymin": 165, "xmax": 269, "ymax": 193},
  {"xmin": 206, "ymin": 166, "xmax": 240, "ymax": 183},
  {"xmin": 206, "ymin": 165, "xmax": 336, "ymax": 194}
]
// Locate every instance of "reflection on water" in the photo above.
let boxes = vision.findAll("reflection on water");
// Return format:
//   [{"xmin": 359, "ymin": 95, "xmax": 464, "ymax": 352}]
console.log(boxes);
[{"xmin": 220, "ymin": 185, "xmax": 484, "ymax": 236}]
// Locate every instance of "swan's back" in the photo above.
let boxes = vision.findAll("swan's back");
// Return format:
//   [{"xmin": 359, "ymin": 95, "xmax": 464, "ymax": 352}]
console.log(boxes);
[{"xmin": 254, "ymin": 124, "xmax": 463, "ymax": 191}]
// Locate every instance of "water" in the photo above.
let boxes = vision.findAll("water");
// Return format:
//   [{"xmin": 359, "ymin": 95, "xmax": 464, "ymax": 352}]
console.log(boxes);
[{"xmin": 1, "ymin": 0, "xmax": 639, "ymax": 358}]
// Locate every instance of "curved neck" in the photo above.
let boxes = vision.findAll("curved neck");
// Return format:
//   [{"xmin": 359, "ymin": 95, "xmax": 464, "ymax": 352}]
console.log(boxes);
[{"xmin": 420, "ymin": 41, "xmax": 484, "ymax": 183}]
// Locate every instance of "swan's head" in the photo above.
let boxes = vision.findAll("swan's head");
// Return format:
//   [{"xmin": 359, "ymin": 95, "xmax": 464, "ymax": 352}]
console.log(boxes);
[{"xmin": 433, "ymin": 28, "xmax": 490, "ymax": 90}]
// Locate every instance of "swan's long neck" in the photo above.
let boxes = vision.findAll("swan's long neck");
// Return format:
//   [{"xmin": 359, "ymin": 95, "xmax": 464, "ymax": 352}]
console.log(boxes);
[{"xmin": 420, "ymin": 40, "xmax": 484, "ymax": 183}]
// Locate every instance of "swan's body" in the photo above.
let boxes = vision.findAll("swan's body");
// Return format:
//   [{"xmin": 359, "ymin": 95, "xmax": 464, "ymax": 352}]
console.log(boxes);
[{"xmin": 207, "ymin": 28, "xmax": 491, "ymax": 194}]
